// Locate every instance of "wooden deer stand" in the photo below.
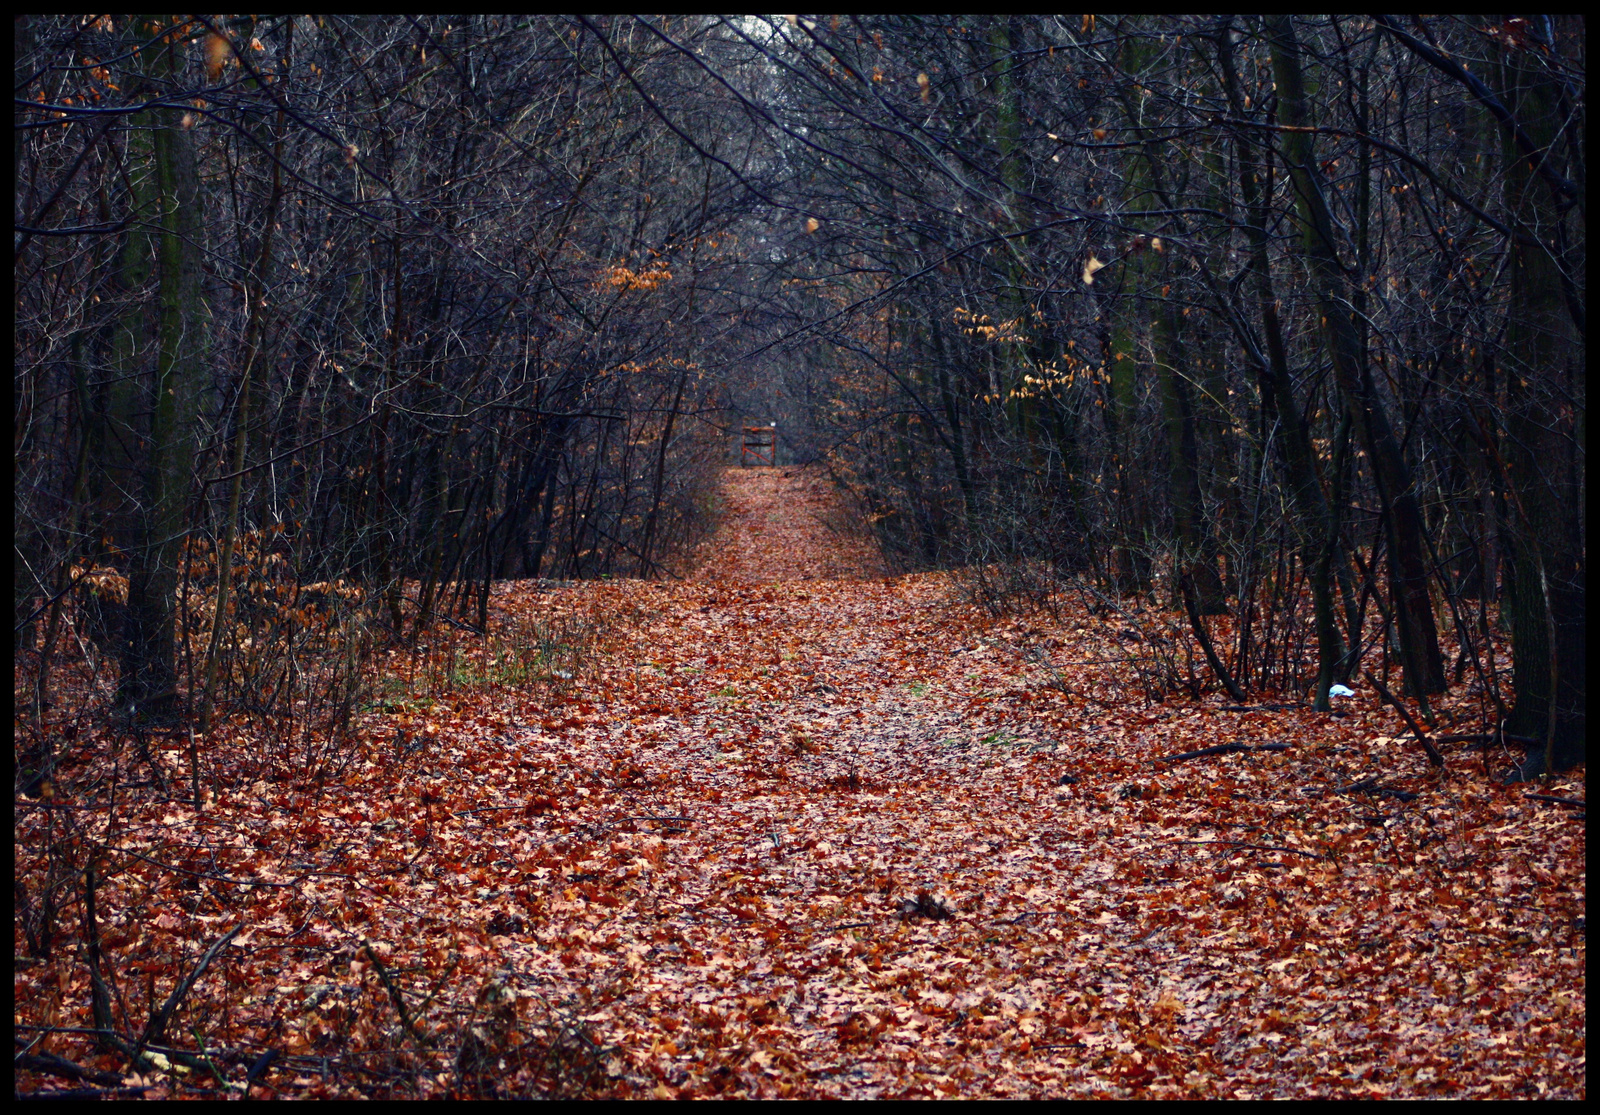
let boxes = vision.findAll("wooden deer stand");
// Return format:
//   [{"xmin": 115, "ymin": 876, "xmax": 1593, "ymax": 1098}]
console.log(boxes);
[{"xmin": 741, "ymin": 422, "xmax": 776, "ymax": 466}]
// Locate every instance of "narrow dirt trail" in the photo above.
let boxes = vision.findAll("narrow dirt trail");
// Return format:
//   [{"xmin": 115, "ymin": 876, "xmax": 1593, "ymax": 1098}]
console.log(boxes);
[
  {"xmin": 487, "ymin": 468, "xmax": 1144, "ymax": 1096},
  {"xmin": 682, "ymin": 465, "xmax": 885, "ymax": 582}
]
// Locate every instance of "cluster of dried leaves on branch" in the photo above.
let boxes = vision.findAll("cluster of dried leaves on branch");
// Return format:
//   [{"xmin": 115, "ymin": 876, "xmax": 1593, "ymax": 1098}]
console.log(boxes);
[{"xmin": 14, "ymin": 468, "xmax": 1584, "ymax": 1098}]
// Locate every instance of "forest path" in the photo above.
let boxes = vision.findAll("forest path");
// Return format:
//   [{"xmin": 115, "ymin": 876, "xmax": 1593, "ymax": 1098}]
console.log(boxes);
[
  {"xmin": 513, "ymin": 476, "xmax": 1151, "ymax": 1095},
  {"xmin": 487, "ymin": 466, "xmax": 1182, "ymax": 1094},
  {"xmin": 683, "ymin": 465, "xmax": 885, "ymax": 582},
  {"xmin": 15, "ymin": 474, "xmax": 1579, "ymax": 1100}
]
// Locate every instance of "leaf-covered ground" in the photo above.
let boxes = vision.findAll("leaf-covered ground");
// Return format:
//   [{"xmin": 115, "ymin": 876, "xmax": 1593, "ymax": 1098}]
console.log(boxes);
[{"xmin": 15, "ymin": 466, "xmax": 1585, "ymax": 1098}]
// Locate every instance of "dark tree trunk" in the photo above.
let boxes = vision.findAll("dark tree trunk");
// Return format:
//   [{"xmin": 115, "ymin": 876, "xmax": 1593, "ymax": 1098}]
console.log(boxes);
[
  {"xmin": 1268, "ymin": 15, "xmax": 1446, "ymax": 703},
  {"xmin": 118, "ymin": 30, "xmax": 206, "ymax": 716}
]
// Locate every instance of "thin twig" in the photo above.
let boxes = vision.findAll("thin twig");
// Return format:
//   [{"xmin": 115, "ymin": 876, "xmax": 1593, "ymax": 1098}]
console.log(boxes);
[
  {"xmin": 1524, "ymin": 793, "xmax": 1586, "ymax": 811},
  {"xmin": 363, "ymin": 940, "xmax": 429, "ymax": 1047},
  {"xmin": 242, "ymin": 1048, "xmax": 280, "ymax": 1099},
  {"xmin": 113, "ymin": 846, "xmax": 297, "ymax": 888},
  {"xmin": 1174, "ymin": 839, "xmax": 1326, "ymax": 860},
  {"xmin": 999, "ymin": 910, "xmax": 1075, "ymax": 925},
  {"xmin": 15, "ymin": 1050, "xmax": 127, "ymax": 1087},
  {"xmin": 1364, "ymin": 671, "xmax": 1446, "ymax": 768},
  {"xmin": 1434, "ymin": 730, "xmax": 1542, "ymax": 748},
  {"xmin": 15, "ymin": 1085, "xmax": 160, "ymax": 1099},
  {"xmin": 141, "ymin": 922, "xmax": 243, "ymax": 1046},
  {"xmin": 1180, "ymin": 572, "xmax": 1248, "ymax": 702},
  {"xmin": 1160, "ymin": 741, "xmax": 1291, "ymax": 762}
]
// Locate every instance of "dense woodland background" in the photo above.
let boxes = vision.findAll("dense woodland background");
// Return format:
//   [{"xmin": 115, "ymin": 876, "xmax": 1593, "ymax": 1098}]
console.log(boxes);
[
  {"xmin": 10, "ymin": 15, "xmax": 1587, "ymax": 1100},
  {"xmin": 14, "ymin": 15, "xmax": 1584, "ymax": 770}
]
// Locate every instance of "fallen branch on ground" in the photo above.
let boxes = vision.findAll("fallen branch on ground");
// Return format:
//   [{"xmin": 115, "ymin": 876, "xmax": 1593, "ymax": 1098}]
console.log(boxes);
[
  {"xmin": 1364, "ymin": 672, "xmax": 1446, "ymax": 768},
  {"xmin": 1524, "ymin": 793, "xmax": 1586, "ymax": 811},
  {"xmin": 1336, "ymin": 776, "xmax": 1419, "ymax": 802},
  {"xmin": 1173, "ymin": 839, "xmax": 1326, "ymax": 860},
  {"xmin": 1160, "ymin": 741, "xmax": 1291, "ymax": 763},
  {"xmin": 363, "ymin": 940, "xmax": 430, "ymax": 1047},
  {"xmin": 140, "ymin": 921, "xmax": 243, "ymax": 1047},
  {"xmin": 15, "ymin": 1049, "xmax": 128, "ymax": 1087}
]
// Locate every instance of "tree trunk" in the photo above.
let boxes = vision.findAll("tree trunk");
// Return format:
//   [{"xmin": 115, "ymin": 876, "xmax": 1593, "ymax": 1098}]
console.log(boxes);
[
  {"xmin": 1485, "ymin": 25, "xmax": 1586, "ymax": 777},
  {"xmin": 118, "ymin": 22, "xmax": 206, "ymax": 716},
  {"xmin": 1267, "ymin": 14, "xmax": 1445, "ymax": 704},
  {"xmin": 1215, "ymin": 23, "xmax": 1347, "ymax": 709}
]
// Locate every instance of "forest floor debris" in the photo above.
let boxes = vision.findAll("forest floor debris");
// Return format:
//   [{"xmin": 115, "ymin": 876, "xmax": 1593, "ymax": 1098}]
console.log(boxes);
[{"xmin": 14, "ymin": 466, "xmax": 1585, "ymax": 1098}]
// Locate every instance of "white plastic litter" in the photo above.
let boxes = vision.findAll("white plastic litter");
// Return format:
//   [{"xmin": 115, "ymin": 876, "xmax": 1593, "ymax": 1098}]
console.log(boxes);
[{"xmin": 1328, "ymin": 683, "xmax": 1356, "ymax": 698}]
